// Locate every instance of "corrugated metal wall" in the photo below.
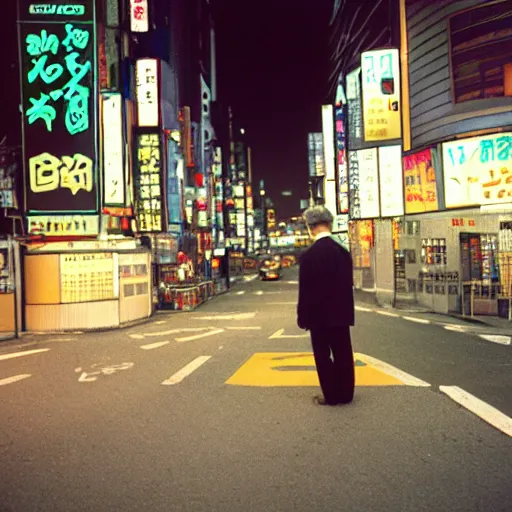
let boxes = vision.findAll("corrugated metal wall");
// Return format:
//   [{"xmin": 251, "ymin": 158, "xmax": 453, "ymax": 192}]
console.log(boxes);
[{"xmin": 407, "ymin": 0, "xmax": 512, "ymax": 149}]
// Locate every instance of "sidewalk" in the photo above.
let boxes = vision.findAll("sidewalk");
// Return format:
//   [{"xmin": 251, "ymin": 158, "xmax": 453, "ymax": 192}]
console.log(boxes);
[{"xmin": 354, "ymin": 289, "xmax": 512, "ymax": 334}]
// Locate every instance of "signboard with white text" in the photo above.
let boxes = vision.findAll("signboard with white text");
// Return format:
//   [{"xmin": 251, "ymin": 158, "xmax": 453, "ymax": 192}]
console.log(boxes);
[
  {"xmin": 130, "ymin": 0, "xmax": 149, "ymax": 33},
  {"xmin": 136, "ymin": 58, "xmax": 159, "ymax": 127},
  {"xmin": 442, "ymin": 133, "xmax": 512, "ymax": 208},
  {"xmin": 361, "ymin": 49, "xmax": 401, "ymax": 142},
  {"xmin": 27, "ymin": 214, "xmax": 99, "ymax": 236},
  {"xmin": 102, "ymin": 93, "xmax": 125, "ymax": 205},
  {"xmin": 357, "ymin": 148, "xmax": 380, "ymax": 219},
  {"xmin": 346, "ymin": 68, "xmax": 364, "ymax": 149},
  {"xmin": 378, "ymin": 145, "xmax": 404, "ymax": 217}
]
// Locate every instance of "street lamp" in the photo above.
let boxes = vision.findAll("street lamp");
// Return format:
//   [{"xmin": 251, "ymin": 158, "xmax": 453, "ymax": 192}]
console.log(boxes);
[{"xmin": 240, "ymin": 128, "xmax": 245, "ymax": 135}]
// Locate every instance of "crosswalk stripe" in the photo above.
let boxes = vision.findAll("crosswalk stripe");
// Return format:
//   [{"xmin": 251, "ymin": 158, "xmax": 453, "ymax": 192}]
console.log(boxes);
[{"xmin": 0, "ymin": 374, "xmax": 32, "ymax": 387}]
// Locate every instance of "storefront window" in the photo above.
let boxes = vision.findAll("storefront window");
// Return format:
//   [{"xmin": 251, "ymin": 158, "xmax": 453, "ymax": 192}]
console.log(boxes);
[{"xmin": 421, "ymin": 238, "xmax": 447, "ymax": 266}]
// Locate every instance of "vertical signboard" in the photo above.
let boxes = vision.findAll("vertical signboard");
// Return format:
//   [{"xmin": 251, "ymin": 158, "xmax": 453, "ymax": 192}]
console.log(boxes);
[
  {"xmin": 346, "ymin": 68, "xmax": 363, "ymax": 148},
  {"xmin": 19, "ymin": 0, "xmax": 98, "ymax": 214},
  {"xmin": 136, "ymin": 58, "xmax": 159, "ymax": 128},
  {"xmin": 134, "ymin": 133, "xmax": 162, "ymax": 232},
  {"xmin": 442, "ymin": 133, "xmax": 512, "ymax": 208},
  {"xmin": 378, "ymin": 145, "xmax": 404, "ymax": 217},
  {"xmin": 361, "ymin": 48, "xmax": 401, "ymax": 142},
  {"xmin": 335, "ymin": 101, "xmax": 349, "ymax": 214},
  {"xmin": 403, "ymin": 148, "xmax": 440, "ymax": 214},
  {"xmin": 307, "ymin": 134, "xmax": 316, "ymax": 177},
  {"xmin": 130, "ymin": 0, "xmax": 149, "ymax": 33},
  {"xmin": 348, "ymin": 151, "xmax": 361, "ymax": 219},
  {"xmin": 102, "ymin": 93, "xmax": 124, "ymax": 205},
  {"xmin": 357, "ymin": 148, "xmax": 380, "ymax": 219}
]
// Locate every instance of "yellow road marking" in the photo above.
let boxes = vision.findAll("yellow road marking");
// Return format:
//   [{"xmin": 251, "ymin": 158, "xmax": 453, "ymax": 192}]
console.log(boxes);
[{"xmin": 226, "ymin": 352, "xmax": 407, "ymax": 387}]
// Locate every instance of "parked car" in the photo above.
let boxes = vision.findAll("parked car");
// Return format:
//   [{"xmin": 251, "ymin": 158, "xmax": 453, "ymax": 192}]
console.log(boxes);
[{"xmin": 258, "ymin": 255, "xmax": 282, "ymax": 281}]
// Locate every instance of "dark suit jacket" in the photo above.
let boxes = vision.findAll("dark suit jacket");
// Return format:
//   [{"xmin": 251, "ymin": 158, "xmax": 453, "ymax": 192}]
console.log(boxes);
[{"xmin": 297, "ymin": 236, "xmax": 355, "ymax": 329}]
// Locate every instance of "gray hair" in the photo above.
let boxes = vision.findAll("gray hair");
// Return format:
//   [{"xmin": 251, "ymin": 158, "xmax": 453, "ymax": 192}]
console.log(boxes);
[{"xmin": 303, "ymin": 205, "xmax": 334, "ymax": 227}]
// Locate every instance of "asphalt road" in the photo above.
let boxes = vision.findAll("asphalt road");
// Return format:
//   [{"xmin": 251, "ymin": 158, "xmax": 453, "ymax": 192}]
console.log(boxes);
[{"xmin": 1, "ymin": 267, "xmax": 511, "ymax": 512}]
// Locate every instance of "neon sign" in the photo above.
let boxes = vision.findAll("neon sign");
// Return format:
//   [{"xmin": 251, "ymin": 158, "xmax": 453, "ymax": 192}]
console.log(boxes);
[{"xmin": 19, "ymin": 0, "xmax": 97, "ymax": 213}]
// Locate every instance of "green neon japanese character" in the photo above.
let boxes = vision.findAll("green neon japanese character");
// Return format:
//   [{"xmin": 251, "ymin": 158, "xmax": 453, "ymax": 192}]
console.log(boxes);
[
  {"xmin": 26, "ymin": 93, "xmax": 56, "ymax": 131},
  {"xmin": 26, "ymin": 30, "xmax": 59, "ymax": 56},
  {"xmin": 65, "ymin": 85, "xmax": 90, "ymax": 135},
  {"xmin": 62, "ymin": 24, "xmax": 89, "ymax": 52},
  {"xmin": 28, "ymin": 55, "xmax": 64, "ymax": 84}
]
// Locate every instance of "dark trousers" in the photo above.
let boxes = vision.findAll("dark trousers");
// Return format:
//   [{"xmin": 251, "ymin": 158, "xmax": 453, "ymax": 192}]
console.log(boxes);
[{"xmin": 310, "ymin": 325, "xmax": 355, "ymax": 404}]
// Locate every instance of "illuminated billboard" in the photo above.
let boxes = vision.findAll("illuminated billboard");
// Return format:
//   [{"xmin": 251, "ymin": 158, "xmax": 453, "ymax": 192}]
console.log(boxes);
[{"xmin": 136, "ymin": 58, "xmax": 159, "ymax": 128}]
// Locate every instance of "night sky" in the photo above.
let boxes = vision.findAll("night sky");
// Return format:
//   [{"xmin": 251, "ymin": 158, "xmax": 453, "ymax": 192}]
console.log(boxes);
[{"xmin": 214, "ymin": 0, "xmax": 334, "ymax": 219}]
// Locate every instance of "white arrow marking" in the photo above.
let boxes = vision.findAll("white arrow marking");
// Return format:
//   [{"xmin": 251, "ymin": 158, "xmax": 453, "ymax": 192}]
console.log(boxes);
[
  {"xmin": 161, "ymin": 356, "xmax": 212, "ymax": 385},
  {"xmin": 403, "ymin": 316, "xmax": 431, "ymax": 324},
  {"xmin": 440, "ymin": 385, "xmax": 512, "ymax": 437},
  {"xmin": 175, "ymin": 329, "xmax": 225, "ymax": 343},
  {"xmin": 195, "ymin": 313, "xmax": 256, "ymax": 321},
  {"xmin": 269, "ymin": 329, "xmax": 309, "ymax": 339},
  {"xmin": 0, "ymin": 374, "xmax": 32, "ymax": 387},
  {"xmin": 0, "ymin": 348, "xmax": 50, "ymax": 362},
  {"xmin": 359, "ymin": 354, "xmax": 431, "ymax": 387},
  {"xmin": 227, "ymin": 326, "xmax": 262, "ymax": 330},
  {"xmin": 78, "ymin": 372, "xmax": 100, "ymax": 383},
  {"xmin": 355, "ymin": 305, "xmax": 373, "ymax": 312},
  {"xmin": 478, "ymin": 334, "xmax": 511, "ymax": 346},
  {"xmin": 140, "ymin": 341, "xmax": 170, "ymax": 350},
  {"xmin": 129, "ymin": 328, "xmax": 209, "ymax": 340}
]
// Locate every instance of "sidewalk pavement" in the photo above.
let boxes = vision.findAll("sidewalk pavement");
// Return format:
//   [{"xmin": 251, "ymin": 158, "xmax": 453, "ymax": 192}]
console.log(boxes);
[{"xmin": 354, "ymin": 289, "xmax": 512, "ymax": 335}]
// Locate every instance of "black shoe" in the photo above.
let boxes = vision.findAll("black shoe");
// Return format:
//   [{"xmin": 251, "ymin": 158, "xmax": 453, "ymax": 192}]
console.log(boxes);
[{"xmin": 313, "ymin": 395, "xmax": 338, "ymax": 406}]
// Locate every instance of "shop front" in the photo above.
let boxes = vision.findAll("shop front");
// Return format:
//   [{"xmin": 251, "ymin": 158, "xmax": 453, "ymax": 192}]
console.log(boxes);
[
  {"xmin": 24, "ymin": 241, "xmax": 152, "ymax": 331},
  {"xmin": 0, "ymin": 238, "xmax": 21, "ymax": 338}
]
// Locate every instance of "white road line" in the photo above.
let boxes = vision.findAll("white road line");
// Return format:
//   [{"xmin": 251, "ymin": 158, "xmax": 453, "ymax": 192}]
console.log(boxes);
[
  {"xmin": 359, "ymin": 354, "xmax": 431, "ymax": 387},
  {"xmin": 439, "ymin": 385, "xmax": 512, "ymax": 437},
  {"xmin": 0, "ymin": 348, "xmax": 50, "ymax": 362},
  {"xmin": 154, "ymin": 320, "xmax": 167, "ymax": 325},
  {"xmin": 175, "ymin": 329, "xmax": 224, "ymax": 343},
  {"xmin": 243, "ymin": 275, "xmax": 258, "ymax": 282},
  {"xmin": 161, "ymin": 356, "xmax": 212, "ymax": 386},
  {"xmin": 226, "ymin": 326, "xmax": 262, "ymax": 330},
  {"xmin": 443, "ymin": 324, "xmax": 467, "ymax": 333},
  {"xmin": 236, "ymin": 291, "xmax": 246, "ymax": 295},
  {"xmin": 376, "ymin": 310, "xmax": 400, "ymax": 318},
  {"xmin": 269, "ymin": 328, "xmax": 309, "ymax": 339},
  {"xmin": 269, "ymin": 302, "xmax": 296, "ymax": 305},
  {"xmin": 286, "ymin": 281, "xmax": 298, "ymax": 284},
  {"xmin": 254, "ymin": 291, "xmax": 264, "ymax": 296},
  {"xmin": 140, "ymin": 341, "xmax": 170, "ymax": 350},
  {"xmin": 355, "ymin": 305, "xmax": 373, "ymax": 312},
  {"xmin": 0, "ymin": 374, "xmax": 32, "ymax": 387},
  {"xmin": 478, "ymin": 334, "xmax": 511, "ymax": 346},
  {"xmin": 196, "ymin": 313, "xmax": 256, "ymax": 321},
  {"xmin": 403, "ymin": 316, "xmax": 431, "ymax": 324},
  {"xmin": 129, "ymin": 328, "xmax": 209, "ymax": 340}
]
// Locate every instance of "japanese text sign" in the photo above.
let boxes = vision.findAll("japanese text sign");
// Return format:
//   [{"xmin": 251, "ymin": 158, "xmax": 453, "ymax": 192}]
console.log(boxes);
[
  {"xmin": 346, "ymin": 68, "xmax": 364, "ymax": 148},
  {"xmin": 102, "ymin": 93, "xmax": 125, "ymax": 205},
  {"xmin": 335, "ymin": 104, "xmax": 349, "ymax": 214},
  {"xmin": 134, "ymin": 133, "xmax": 162, "ymax": 232},
  {"xmin": 130, "ymin": 0, "xmax": 149, "ymax": 33},
  {"xmin": 403, "ymin": 148, "xmax": 439, "ymax": 214},
  {"xmin": 442, "ymin": 133, "xmax": 512, "ymax": 208},
  {"xmin": 136, "ymin": 58, "xmax": 159, "ymax": 127},
  {"xmin": 361, "ymin": 49, "xmax": 401, "ymax": 142},
  {"xmin": 378, "ymin": 145, "xmax": 404, "ymax": 217},
  {"xmin": 19, "ymin": 0, "xmax": 97, "ymax": 213},
  {"xmin": 357, "ymin": 148, "xmax": 380, "ymax": 219}
]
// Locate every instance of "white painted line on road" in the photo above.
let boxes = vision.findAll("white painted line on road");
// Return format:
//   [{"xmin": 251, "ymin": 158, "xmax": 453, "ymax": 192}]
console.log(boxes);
[
  {"xmin": 286, "ymin": 281, "xmax": 298, "ymax": 284},
  {"xmin": 154, "ymin": 320, "xmax": 167, "ymax": 325},
  {"xmin": 269, "ymin": 302, "xmax": 296, "ymax": 305},
  {"xmin": 196, "ymin": 313, "xmax": 256, "ymax": 321},
  {"xmin": 243, "ymin": 275, "xmax": 258, "ymax": 282},
  {"xmin": 226, "ymin": 326, "xmax": 262, "ymax": 330},
  {"xmin": 355, "ymin": 305, "xmax": 373, "ymax": 312},
  {"xmin": 443, "ymin": 324, "xmax": 467, "ymax": 333},
  {"xmin": 359, "ymin": 354, "xmax": 431, "ymax": 387},
  {"xmin": 478, "ymin": 334, "xmax": 511, "ymax": 346},
  {"xmin": 439, "ymin": 385, "xmax": 512, "ymax": 437},
  {"xmin": 0, "ymin": 374, "xmax": 31, "ymax": 387},
  {"xmin": 175, "ymin": 329, "xmax": 224, "ymax": 343},
  {"xmin": 161, "ymin": 356, "xmax": 212, "ymax": 386},
  {"xmin": 129, "ymin": 328, "xmax": 209, "ymax": 340},
  {"xmin": 140, "ymin": 341, "xmax": 170, "ymax": 350},
  {"xmin": 0, "ymin": 348, "xmax": 50, "ymax": 362},
  {"xmin": 254, "ymin": 291, "xmax": 264, "ymax": 296},
  {"xmin": 269, "ymin": 328, "xmax": 309, "ymax": 339},
  {"xmin": 129, "ymin": 334, "xmax": 145, "ymax": 340},
  {"xmin": 236, "ymin": 291, "xmax": 246, "ymax": 295},
  {"xmin": 376, "ymin": 310, "xmax": 400, "ymax": 318},
  {"xmin": 403, "ymin": 316, "xmax": 431, "ymax": 324}
]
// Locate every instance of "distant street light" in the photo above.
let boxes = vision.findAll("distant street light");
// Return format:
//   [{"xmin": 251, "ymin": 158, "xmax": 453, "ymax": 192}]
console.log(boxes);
[{"xmin": 240, "ymin": 128, "xmax": 245, "ymax": 135}]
